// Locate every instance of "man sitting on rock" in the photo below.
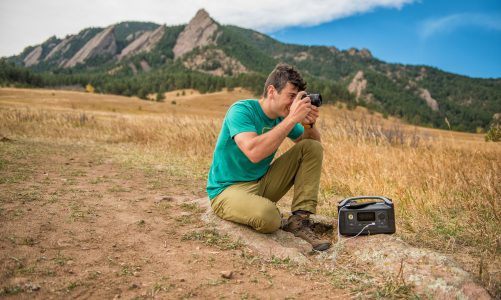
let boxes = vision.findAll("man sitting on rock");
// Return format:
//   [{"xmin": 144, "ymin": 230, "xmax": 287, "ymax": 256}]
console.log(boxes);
[{"xmin": 206, "ymin": 63, "xmax": 331, "ymax": 251}]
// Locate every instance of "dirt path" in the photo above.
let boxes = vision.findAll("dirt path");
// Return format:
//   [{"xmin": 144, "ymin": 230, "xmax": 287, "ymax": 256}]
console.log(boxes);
[{"xmin": 1, "ymin": 139, "xmax": 349, "ymax": 299}]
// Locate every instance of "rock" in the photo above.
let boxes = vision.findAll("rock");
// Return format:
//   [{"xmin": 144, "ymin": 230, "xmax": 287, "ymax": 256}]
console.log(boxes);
[
  {"xmin": 139, "ymin": 60, "xmax": 151, "ymax": 72},
  {"xmin": 196, "ymin": 197, "xmax": 311, "ymax": 264},
  {"xmin": 118, "ymin": 25, "xmax": 165, "ymax": 60},
  {"xmin": 182, "ymin": 48, "xmax": 247, "ymax": 76},
  {"xmin": 173, "ymin": 9, "xmax": 219, "ymax": 59},
  {"xmin": 340, "ymin": 235, "xmax": 491, "ymax": 299},
  {"xmin": 24, "ymin": 46, "xmax": 43, "ymax": 67},
  {"xmin": 195, "ymin": 196, "xmax": 491, "ymax": 299},
  {"xmin": 348, "ymin": 70, "xmax": 367, "ymax": 101},
  {"xmin": 44, "ymin": 36, "xmax": 73, "ymax": 61},
  {"xmin": 419, "ymin": 88, "xmax": 440, "ymax": 112},
  {"xmin": 24, "ymin": 282, "xmax": 41, "ymax": 292},
  {"xmin": 129, "ymin": 283, "xmax": 140, "ymax": 290},
  {"xmin": 65, "ymin": 25, "xmax": 117, "ymax": 68},
  {"xmin": 220, "ymin": 271, "xmax": 233, "ymax": 279}
]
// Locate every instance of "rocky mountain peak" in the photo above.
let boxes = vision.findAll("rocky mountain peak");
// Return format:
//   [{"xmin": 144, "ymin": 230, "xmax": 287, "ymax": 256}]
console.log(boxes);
[
  {"xmin": 193, "ymin": 8, "xmax": 210, "ymax": 21},
  {"xmin": 118, "ymin": 25, "xmax": 165, "ymax": 60},
  {"xmin": 64, "ymin": 25, "xmax": 117, "ymax": 68},
  {"xmin": 173, "ymin": 9, "xmax": 219, "ymax": 59}
]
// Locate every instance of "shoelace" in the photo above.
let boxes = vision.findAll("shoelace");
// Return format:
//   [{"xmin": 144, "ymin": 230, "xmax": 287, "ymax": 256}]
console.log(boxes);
[{"xmin": 300, "ymin": 219, "xmax": 320, "ymax": 240}]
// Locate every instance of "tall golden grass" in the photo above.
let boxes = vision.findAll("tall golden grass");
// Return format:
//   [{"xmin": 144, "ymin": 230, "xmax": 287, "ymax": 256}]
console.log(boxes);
[{"xmin": 0, "ymin": 88, "xmax": 499, "ymax": 294}]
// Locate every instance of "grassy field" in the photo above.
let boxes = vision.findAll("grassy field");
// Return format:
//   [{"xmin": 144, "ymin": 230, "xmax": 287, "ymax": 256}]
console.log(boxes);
[{"xmin": 0, "ymin": 87, "xmax": 499, "ymax": 297}]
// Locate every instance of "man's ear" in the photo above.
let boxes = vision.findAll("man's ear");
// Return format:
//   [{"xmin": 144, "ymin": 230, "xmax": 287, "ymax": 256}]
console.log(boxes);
[{"xmin": 267, "ymin": 85, "xmax": 276, "ymax": 98}]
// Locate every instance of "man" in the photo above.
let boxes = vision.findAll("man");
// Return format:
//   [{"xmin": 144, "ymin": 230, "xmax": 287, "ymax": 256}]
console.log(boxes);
[{"xmin": 206, "ymin": 64, "xmax": 331, "ymax": 251}]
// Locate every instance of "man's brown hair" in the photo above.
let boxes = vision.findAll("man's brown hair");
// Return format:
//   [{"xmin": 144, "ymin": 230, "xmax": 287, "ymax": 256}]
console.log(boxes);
[{"xmin": 262, "ymin": 64, "xmax": 307, "ymax": 98}]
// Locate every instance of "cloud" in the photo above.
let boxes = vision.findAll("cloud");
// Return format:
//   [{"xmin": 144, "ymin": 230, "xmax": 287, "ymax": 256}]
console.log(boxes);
[
  {"xmin": 419, "ymin": 13, "xmax": 501, "ymax": 39},
  {"xmin": 204, "ymin": 0, "xmax": 416, "ymax": 32},
  {"xmin": 0, "ymin": 0, "xmax": 415, "ymax": 57}
]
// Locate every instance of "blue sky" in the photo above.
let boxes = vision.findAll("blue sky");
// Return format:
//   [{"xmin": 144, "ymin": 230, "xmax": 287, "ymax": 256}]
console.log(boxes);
[
  {"xmin": 269, "ymin": 0, "xmax": 501, "ymax": 79},
  {"xmin": 1, "ymin": 0, "xmax": 500, "ymax": 78}
]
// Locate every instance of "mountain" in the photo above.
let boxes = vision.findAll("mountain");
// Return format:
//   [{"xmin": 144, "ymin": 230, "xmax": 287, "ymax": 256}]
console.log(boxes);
[{"xmin": 2, "ymin": 9, "xmax": 500, "ymax": 132}]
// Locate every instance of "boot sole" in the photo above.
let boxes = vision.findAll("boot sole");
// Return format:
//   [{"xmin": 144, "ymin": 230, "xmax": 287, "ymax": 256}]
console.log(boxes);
[{"xmin": 313, "ymin": 242, "xmax": 331, "ymax": 251}]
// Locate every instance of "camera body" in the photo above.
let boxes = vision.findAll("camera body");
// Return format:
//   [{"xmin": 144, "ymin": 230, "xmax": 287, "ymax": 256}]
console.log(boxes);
[{"xmin": 302, "ymin": 93, "xmax": 322, "ymax": 107}]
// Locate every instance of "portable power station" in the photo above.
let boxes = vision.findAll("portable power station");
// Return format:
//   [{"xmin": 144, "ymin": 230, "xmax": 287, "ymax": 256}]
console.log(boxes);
[{"xmin": 337, "ymin": 196, "xmax": 396, "ymax": 236}]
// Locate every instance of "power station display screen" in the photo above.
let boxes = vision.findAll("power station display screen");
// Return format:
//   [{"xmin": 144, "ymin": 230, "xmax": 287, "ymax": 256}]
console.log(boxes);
[{"xmin": 357, "ymin": 212, "xmax": 375, "ymax": 222}]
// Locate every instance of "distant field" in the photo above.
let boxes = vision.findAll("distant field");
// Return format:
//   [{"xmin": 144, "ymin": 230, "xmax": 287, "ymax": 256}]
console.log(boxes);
[{"xmin": 0, "ymin": 87, "xmax": 499, "ymax": 296}]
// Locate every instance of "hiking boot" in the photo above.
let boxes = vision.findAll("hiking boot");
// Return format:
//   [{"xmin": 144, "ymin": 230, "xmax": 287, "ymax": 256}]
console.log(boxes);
[{"xmin": 282, "ymin": 214, "xmax": 332, "ymax": 251}]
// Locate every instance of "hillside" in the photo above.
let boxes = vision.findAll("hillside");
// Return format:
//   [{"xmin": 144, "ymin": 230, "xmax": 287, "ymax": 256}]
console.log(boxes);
[{"xmin": 2, "ymin": 9, "xmax": 501, "ymax": 132}]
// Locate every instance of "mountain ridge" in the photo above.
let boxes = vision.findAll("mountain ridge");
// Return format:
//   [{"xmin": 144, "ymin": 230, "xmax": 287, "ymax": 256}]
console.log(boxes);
[{"xmin": 2, "ymin": 9, "xmax": 500, "ymax": 132}]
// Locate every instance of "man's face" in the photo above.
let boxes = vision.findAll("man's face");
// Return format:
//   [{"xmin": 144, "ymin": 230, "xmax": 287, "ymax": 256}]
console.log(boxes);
[{"xmin": 272, "ymin": 82, "xmax": 299, "ymax": 117}]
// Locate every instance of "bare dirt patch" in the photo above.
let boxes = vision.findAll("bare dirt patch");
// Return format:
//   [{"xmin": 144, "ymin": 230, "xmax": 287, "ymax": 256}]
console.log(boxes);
[{"xmin": 1, "ymin": 139, "xmax": 350, "ymax": 299}]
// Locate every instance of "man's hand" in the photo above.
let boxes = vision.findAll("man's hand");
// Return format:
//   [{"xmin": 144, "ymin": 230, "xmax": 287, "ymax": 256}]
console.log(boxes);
[
  {"xmin": 287, "ymin": 91, "xmax": 312, "ymax": 124},
  {"xmin": 302, "ymin": 106, "xmax": 319, "ymax": 125}
]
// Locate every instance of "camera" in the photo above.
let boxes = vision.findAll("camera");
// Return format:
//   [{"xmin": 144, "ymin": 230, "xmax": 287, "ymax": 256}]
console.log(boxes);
[{"xmin": 302, "ymin": 93, "xmax": 323, "ymax": 107}]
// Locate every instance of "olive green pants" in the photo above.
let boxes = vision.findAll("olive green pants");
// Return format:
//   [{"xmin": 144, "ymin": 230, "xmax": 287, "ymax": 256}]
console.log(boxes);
[{"xmin": 210, "ymin": 139, "xmax": 323, "ymax": 233}]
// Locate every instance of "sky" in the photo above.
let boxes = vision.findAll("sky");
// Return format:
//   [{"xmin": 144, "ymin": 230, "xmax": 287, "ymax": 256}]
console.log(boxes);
[{"xmin": 0, "ymin": 0, "xmax": 500, "ymax": 78}]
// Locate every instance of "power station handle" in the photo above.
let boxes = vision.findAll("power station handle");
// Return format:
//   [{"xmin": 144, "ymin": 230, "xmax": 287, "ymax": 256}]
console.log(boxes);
[{"xmin": 338, "ymin": 196, "xmax": 393, "ymax": 208}]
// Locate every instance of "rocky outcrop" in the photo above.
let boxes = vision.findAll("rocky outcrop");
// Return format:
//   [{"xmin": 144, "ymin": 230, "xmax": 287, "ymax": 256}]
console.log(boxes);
[
  {"xmin": 329, "ymin": 46, "xmax": 340, "ymax": 54},
  {"xmin": 359, "ymin": 48, "xmax": 372, "ymax": 59},
  {"xmin": 294, "ymin": 51, "xmax": 311, "ymax": 62},
  {"xmin": 346, "ymin": 47, "xmax": 372, "ymax": 59},
  {"xmin": 348, "ymin": 70, "xmax": 367, "ymax": 101},
  {"xmin": 23, "ymin": 46, "xmax": 43, "ymax": 67},
  {"xmin": 173, "ymin": 9, "xmax": 218, "ymax": 59},
  {"xmin": 118, "ymin": 25, "xmax": 165, "ymax": 60},
  {"xmin": 419, "ymin": 88, "xmax": 439, "ymax": 111},
  {"xmin": 64, "ymin": 26, "xmax": 117, "ymax": 68},
  {"xmin": 195, "ymin": 197, "xmax": 491, "ymax": 299},
  {"xmin": 128, "ymin": 63, "xmax": 138, "ymax": 75},
  {"xmin": 183, "ymin": 48, "xmax": 247, "ymax": 76},
  {"xmin": 44, "ymin": 36, "xmax": 73, "ymax": 61},
  {"xmin": 139, "ymin": 60, "xmax": 151, "ymax": 72}
]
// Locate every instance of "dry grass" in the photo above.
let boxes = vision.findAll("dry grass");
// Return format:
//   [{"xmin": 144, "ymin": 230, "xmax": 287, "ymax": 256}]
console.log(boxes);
[{"xmin": 1, "ymin": 87, "xmax": 500, "ymax": 295}]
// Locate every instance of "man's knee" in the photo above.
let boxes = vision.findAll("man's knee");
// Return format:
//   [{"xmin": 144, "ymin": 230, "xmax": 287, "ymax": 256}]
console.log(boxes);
[
  {"xmin": 298, "ymin": 139, "xmax": 323, "ymax": 156},
  {"xmin": 253, "ymin": 205, "xmax": 281, "ymax": 233}
]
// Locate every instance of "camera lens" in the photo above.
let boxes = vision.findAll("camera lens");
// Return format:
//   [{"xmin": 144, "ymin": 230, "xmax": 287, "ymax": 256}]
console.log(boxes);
[{"xmin": 307, "ymin": 93, "xmax": 322, "ymax": 107}]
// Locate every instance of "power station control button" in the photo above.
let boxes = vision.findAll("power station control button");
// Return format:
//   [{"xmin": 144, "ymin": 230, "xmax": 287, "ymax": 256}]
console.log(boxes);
[
  {"xmin": 348, "ymin": 214, "xmax": 354, "ymax": 220},
  {"xmin": 378, "ymin": 213, "xmax": 386, "ymax": 220}
]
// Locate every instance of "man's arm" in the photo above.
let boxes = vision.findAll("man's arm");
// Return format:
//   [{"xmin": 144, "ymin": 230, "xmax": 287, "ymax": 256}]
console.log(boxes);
[
  {"xmin": 235, "ymin": 93, "xmax": 312, "ymax": 163},
  {"xmin": 234, "ymin": 118, "xmax": 297, "ymax": 163},
  {"xmin": 295, "ymin": 127, "xmax": 321, "ymax": 143}
]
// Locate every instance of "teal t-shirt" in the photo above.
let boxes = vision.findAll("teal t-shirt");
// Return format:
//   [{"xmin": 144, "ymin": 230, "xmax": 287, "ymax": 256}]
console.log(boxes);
[{"xmin": 206, "ymin": 99, "xmax": 304, "ymax": 200}]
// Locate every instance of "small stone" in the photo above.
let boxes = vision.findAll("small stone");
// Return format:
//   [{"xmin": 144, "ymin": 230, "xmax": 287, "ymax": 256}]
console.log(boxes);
[
  {"xmin": 179, "ymin": 278, "xmax": 185, "ymax": 282},
  {"xmin": 133, "ymin": 272, "xmax": 140, "ymax": 277},
  {"xmin": 221, "ymin": 271, "xmax": 233, "ymax": 279},
  {"xmin": 129, "ymin": 283, "xmax": 139, "ymax": 289},
  {"xmin": 25, "ymin": 282, "xmax": 41, "ymax": 292}
]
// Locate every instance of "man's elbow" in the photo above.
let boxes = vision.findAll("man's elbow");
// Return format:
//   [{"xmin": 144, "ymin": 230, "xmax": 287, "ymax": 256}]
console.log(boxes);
[
  {"xmin": 243, "ymin": 148, "xmax": 264, "ymax": 164},
  {"xmin": 247, "ymin": 152, "xmax": 263, "ymax": 164}
]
